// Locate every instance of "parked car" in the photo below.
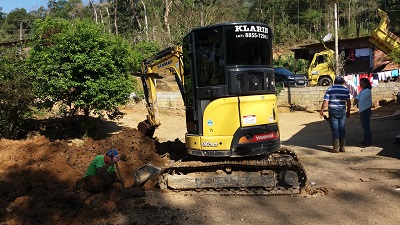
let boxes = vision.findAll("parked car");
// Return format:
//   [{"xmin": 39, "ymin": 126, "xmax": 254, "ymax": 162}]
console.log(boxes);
[{"xmin": 273, "ymin": 67, "xmax": 308, "ymax": 87}]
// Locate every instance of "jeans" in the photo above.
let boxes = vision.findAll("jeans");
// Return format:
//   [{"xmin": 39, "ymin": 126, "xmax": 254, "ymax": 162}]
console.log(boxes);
[
  {"xmin": 329, "ymin": 108, "xmax": 347, "ymax": 139},
  {"xmin": 360, "ymin": 107, "xmax": 372, "ymax": 144}
]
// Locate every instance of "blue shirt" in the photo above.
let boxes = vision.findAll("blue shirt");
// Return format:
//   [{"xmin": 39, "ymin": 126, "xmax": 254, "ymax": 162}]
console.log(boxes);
[
  {"xmin": 355, "ymin": 88, "xmax": 372, "ymax": 112},
  {"xmin": 324, "ymin": 84, "xmax": 350, "ymax": 110}
]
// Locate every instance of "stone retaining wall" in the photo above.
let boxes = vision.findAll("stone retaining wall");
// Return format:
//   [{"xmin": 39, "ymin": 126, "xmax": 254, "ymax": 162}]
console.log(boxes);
[
  {"xmin": 156, "ymin": 92, "xmax": 184, "ymax": 108},
  {"xmin": 155, "ymin": 82, "xmax": 400, "ymax": 110},
  {"xmin": 277, "ymin": 82, "xmax": 400, "ymax": 110}
]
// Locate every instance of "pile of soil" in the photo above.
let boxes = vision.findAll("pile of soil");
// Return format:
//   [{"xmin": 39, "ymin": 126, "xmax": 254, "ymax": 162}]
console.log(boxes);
[{"xmin": 0, "ymin": 117, "xmax": 182, "ymax": 225}]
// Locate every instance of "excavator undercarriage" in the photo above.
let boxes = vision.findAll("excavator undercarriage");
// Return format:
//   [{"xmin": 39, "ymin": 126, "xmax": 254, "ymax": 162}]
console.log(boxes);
[{"xmin": 134, "ymin": 147, "xmax": 307, "ymax": 195}]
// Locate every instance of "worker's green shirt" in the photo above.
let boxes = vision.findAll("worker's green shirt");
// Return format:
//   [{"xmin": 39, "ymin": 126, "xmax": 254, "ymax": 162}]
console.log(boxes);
[{"xmin": 84, "ymin": 155, "xmax": 115, "ymax": 178}]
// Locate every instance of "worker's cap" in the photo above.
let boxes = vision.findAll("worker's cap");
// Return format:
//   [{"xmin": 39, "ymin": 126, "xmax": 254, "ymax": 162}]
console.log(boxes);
[
  {"xmin": 106, "ymin": 149, "xmax": 118, "ymax": 158},
  {"xmin": 334, "ymin": 76, "xmax": 345, "ymax": 84}
]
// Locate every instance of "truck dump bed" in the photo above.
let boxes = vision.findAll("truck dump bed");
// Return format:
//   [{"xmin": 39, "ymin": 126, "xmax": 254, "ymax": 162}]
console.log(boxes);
[{"xmin": 369, "ymin": 9, "xmax": 400, "ymax": 54}]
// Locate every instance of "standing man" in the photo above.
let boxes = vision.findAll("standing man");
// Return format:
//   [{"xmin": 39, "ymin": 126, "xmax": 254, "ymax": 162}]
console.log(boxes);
[{"xmin": 320, "ymin": 76, "xmax": 351, "ymax": 153}]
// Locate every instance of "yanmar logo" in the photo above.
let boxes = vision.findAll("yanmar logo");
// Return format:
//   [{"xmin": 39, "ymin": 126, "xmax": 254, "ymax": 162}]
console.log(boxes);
[
  {"xmin": 157, "ymin": 59, "xmax": 172, "ymax": 69},
  {"xmin": 255, "ymin": 133, "xmax": 274, "ymax": 141},
  {"xmin": 202, "ymin": 142, "xmax": 218, "ymax": 147}
]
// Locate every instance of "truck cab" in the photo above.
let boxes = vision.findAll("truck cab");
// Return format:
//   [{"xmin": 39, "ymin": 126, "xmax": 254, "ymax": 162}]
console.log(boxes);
[{"xmin": 308, "ymin": 49, "xmax": 335, "ymax": 86}]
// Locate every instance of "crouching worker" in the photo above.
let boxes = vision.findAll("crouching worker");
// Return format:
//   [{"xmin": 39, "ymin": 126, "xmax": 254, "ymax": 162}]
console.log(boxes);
[{"xmin": 76, "ymin": 149, "xmax": 122, "ymax": 193}]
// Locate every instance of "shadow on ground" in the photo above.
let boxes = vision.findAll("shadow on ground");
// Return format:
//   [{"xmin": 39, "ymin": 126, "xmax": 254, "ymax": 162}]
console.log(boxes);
[
  {"xmin": 21, "ymin": 116, "xmax": 124, "ymax": 141},
  {"xmin": 282, "ymin": 105, "xmax": 400, "ymax": 159}
]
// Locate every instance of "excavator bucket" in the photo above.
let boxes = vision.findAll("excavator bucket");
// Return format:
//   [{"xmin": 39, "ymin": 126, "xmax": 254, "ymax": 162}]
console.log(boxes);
[
  {"xmin": 133, "ymin": 164, "xmax": 162, "ymax": 188},
  {"xmin": 137, "ymin": 120, "xmax": 156, "ymax": 138}
]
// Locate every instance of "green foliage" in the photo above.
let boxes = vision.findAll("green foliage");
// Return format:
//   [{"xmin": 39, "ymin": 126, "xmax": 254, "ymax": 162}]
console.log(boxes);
[
  {"xmin": 273, "ymin": 17, "xmax": 298, "ymax": 45},
  {"xmin": 0, "ymin": 45, "xmax": 34, "ymax": 139},
  {"xmin": 300, "ymin": 9, "xmax": 324, "ymax": 35},
  {"xmin": 275, "ymin": 84, "xmax": 284, "ymax": 96},
  {"xmin": 0, "ymin": 8, "xmax": 33, "ymax": 42},
  {"xmin": 1, "ymin": 0, "xmax": 400, "ymax": 47},
  {"xmin": 274, "ymin": 54, "xmax": 308, "ymax": 74},
  {"xmin": 131, "ymin": 41, "xmax": 160, "ymax": 74},
  {"xmin": 27, "ymin": 18, "xmax": 135, "ymax": 119},
  {"xmin": 47, "ymin": 0, "xmax": 85, "ymax": 19},
  {"xmin": 327, "ymin": 50, "xmax": 347, "ymax": 76},
  {"xmin": 389, "ymin": 48, "xmax": 400, "ymax": 65}
]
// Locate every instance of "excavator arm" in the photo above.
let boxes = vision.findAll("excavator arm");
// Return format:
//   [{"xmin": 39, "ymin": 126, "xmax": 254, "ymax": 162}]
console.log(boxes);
[{"xmin": 138, "ymin": 46, "xmax": 185, "ymax": 137}]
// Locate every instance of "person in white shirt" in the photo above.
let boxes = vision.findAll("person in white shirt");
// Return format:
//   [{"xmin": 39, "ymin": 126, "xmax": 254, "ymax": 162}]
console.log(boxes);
[{"xmin": 354, "ymin": 78, "xmax": 372, "ymax": 147}]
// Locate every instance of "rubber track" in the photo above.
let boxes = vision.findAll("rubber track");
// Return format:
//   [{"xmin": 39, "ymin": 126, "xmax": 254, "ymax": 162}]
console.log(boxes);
[{"xmin": 157, "ymin": 148, "xmax": 307, "ymax": 196}]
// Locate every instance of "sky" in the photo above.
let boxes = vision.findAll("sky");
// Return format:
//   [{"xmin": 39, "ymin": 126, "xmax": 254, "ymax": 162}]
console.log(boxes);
[
  {"xmin": 0, "ymin": 0, "xmax": 48, "ymax": 13},
  {"xmin": 0, "ymin": 0, "xmax": 97, "ymax": 14}
]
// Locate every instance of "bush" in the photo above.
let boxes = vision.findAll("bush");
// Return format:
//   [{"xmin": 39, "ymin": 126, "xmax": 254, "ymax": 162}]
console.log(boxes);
[
  {"xmin": 0, "ymin": 45, "xmax": 34, "ymax": 139},
  {"xmin": 274, "ymin": 54, "xmax": 308, "ymax": 74}
]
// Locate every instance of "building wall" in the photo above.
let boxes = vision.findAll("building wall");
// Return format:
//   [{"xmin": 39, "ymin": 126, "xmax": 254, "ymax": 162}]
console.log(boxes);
[{"xmin": 277, "ymin": 82, "xmax": 400, "ymax": 110}]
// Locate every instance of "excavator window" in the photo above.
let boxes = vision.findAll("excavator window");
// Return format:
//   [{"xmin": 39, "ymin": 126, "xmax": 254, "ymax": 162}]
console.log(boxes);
[
  {"xmin": 194, "ymin": 27, "xmax": 226, "ymax": 87},
  {"xmin": 182, "ymin": 35, "xmax": 198, "ymax": 134},
  {"xmin": 225, "ymin": 25, "xmax": 272, "ymax": 66}
]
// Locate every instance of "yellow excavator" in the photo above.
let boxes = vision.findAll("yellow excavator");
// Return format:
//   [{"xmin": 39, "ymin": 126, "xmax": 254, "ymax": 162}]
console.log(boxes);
[{"xmin": 134, "ymin": 22, "xmax": 307, "ymax": 195}]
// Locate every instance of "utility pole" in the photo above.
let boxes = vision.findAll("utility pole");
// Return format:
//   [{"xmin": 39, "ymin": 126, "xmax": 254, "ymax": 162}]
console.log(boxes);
[
  {"xmin": 297, "ymin": 0, "xmax": 299, "ymax": 35},
  {"xmin": 19, "ymin": 21, "xmax": 25, "ymax": 53},
  {"xmin": 334, "ymin": 0, "xmax": 340, "ymax": 76},
  {"xmin": 20, "ymin": 21, "xmax": 23, "ymax": 41}
]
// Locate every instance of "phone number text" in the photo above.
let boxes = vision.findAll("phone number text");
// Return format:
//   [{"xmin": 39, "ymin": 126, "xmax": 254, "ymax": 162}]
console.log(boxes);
[{"xmin": 235, "ymin": 33, "xmax": 269, "ymax": 39}]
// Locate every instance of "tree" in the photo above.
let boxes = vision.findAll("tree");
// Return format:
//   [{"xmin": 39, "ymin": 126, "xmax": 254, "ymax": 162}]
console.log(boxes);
[
  {"xmin": 0, "ymin": 8, "xmax": 33, "ymax": 42},
  {"xmin": 131, "ymin": 41, "xmax": 160, "ymax": 73},
  {"xmin": 379, "ymin": 0, "xmax": 400, "ymax": 31},
  {"xmin": 0, "ymin": 45, "xmax": 34, "ymax": 139},
  {"xmin": 27, "ymin": 18, "xmax": 136, "ymax": 120},
  {"xmin": 389, "ymin": 48, "xmax": 400, "ymax": 65},
  {"xmin": 0, "ymin": 7, "xmax": 6, "ymax": 25}
]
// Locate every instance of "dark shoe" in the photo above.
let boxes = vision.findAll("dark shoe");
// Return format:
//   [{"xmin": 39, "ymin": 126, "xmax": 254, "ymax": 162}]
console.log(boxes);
[
  {"xmin": 331, "ymin": 139, "xmax": 340, "ymax": 153},
  {"xmin": 339, "ymin": 138, "xmax": 346, "ymax": 152},
  {"xmin": 357, "ymin": 142, "xmax": 371, "ymax": 148}
]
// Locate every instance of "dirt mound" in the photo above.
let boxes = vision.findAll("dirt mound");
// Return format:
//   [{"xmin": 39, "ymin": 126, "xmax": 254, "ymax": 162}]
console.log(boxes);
[{"xmin": 0, "ymin": 120, "xmax": 174, "ymax": 224}]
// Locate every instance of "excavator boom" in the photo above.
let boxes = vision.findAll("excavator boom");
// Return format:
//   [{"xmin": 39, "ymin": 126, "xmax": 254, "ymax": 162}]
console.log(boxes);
[{"xmin": 138, "ymin": 46, "xmax": 185, "ymax": 137}]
